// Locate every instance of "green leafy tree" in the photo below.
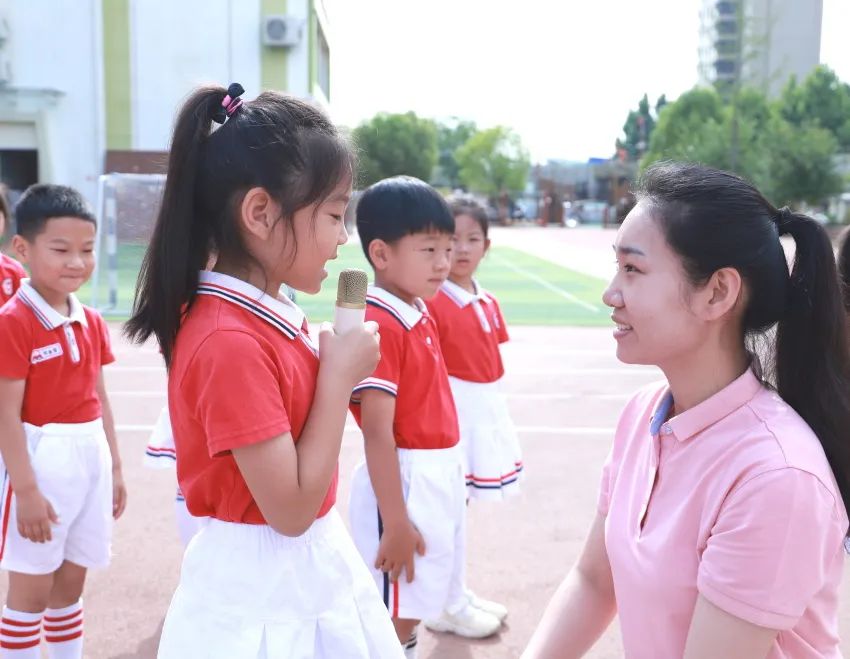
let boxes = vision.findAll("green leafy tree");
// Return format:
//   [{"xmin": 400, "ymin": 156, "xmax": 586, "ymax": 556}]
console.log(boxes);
[
  {"xmin": 615, "ymin": 94, "xmax": 668, "ymax": 161},
  {"xmin": 435, "ymin": 118, "xmax": 477, "ymax": 189},
  {"xmin": 641, "ymin": 88, "xmax": 726, "ymax": 166},
  {"xmin": 767, "ymin": 119, "xmax": 842, "ymax": 206},
  {"xmin": 780, "ymin": 66, "xmax": 850, "ymax": 151},
  {"xmin": 642, "ymin": 86, "xmax": 841, "ymax": 206},
  {"xmin": 352, "ymin": 112, "xmax": 438, "ymax": 187},
  {"xmin": 455, "ymin": 126, "xmax": 530, "ymax": 196}
]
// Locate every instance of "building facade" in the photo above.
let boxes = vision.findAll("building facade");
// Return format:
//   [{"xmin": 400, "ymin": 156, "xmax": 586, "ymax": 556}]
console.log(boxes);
[
  {"xmin": 0, "ymin": 0, "xmax": 332, "ymax": 206},
  {"xmin": 698, "ymin": 0, "xmax": 822, "ymax": 97}
]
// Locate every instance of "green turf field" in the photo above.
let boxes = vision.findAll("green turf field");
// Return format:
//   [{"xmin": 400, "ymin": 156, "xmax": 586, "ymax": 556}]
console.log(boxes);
[{"xmin": 80, "ymin": 243, "xmax": 609, "ymax": 326}]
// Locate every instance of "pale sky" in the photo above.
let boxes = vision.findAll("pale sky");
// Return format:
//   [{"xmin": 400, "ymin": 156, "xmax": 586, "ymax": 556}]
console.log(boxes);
[{"xmin": 326, "ymin": 0, "xmax": 849, "ymax": 163}]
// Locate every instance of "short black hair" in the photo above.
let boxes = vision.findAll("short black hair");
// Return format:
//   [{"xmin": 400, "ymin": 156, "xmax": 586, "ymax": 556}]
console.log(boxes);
[
  {"xmin": 356, "ymin": 176, "xmax": 454, "ymax": 265},
  {"xmin": 447, "ymin": 193, "xmax": 489, "ymax": 238},
  {"xmin": 15, "ymin": 184, "xmax": 96, "ymax": 240}
]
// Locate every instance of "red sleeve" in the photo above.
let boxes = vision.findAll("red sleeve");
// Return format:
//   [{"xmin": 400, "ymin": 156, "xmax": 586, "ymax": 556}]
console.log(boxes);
[
  {"xmin": 181, "ymin": 330, "xmax": 291, "ymax": 457},
  {"xmin": 0, "ymin": 313, "xmax": 31, "ymax": 380},
  {"xmin": 93, "ymin": 311, "xmax": 115, "ymax": 366},
  {"xmin": 352, "ymin": 324, "xmax": 404, "ymax": 400},
  {"xmin": 491, "ymin": 296, "xmax": 509, "ymax": 343}
]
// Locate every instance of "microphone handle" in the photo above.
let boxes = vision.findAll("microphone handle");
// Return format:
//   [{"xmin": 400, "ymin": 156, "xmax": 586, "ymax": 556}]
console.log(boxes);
[{"xmin": 333, "ymin": 305, "xmax": 365, "ymax": 334}]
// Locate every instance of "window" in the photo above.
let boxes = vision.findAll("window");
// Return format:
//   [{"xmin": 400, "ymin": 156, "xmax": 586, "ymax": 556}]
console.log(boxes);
[
  {"xmin": 716, "ymin": 18, "xmax": 738, "ymax": 34},
  {"xmin": 716, "ymin": 1, "xmax": 736, "ymax": 15},
  {"xmin": 715, "ymin": 59, "xmax": 736, "ymax": 75}
]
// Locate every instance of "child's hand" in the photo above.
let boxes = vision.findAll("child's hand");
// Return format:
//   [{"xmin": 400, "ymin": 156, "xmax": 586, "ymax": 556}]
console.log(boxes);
[
  {"xmin": 318, "ymin": 321, "xmax": 381, "ymax": 389},
  {"xmin": 16, "ymin": 487, "xmax": 59, "ymax": 543},
  {"xmin": 112, "ymin": 467, "xmax": 127, "ymax": 519},
  {"xmin": 374, "ymin": 518, "xmax": 427, "ymax": 583}
]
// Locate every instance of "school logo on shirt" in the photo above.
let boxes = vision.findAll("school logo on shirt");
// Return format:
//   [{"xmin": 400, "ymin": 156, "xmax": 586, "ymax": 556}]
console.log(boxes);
[
  {"xmin": 2, "ymin": 278, "xmax": 11, "ymax": 296},
  {"xmin": 31, "ymin": 343, "xmax": 63, "ymax": 364}
]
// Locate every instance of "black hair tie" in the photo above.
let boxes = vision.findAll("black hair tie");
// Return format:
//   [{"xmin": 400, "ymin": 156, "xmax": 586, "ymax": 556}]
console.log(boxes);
[
  {"xmin": 212, "ymin": 82, "xmax": 245, "ymax": 125},
  {"xmin": 775, "ymin": 206, "xmax": 794, "ymax": 236}
]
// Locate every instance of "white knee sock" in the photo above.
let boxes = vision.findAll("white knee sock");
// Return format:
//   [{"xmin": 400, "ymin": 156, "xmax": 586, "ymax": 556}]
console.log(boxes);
[
  {"xmin": 402, "ymin": 628, "xmax": 418, "ymax": 659},
  {"xmin": 0, "ymin": 607, "xmax": 42, "ymax": 658},
  {"xmin": 43, "ymin": 600, "xmax": 83, "ymax": 659}
]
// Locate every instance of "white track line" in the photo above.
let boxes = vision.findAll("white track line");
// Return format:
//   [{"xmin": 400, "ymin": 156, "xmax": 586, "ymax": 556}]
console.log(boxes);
[{"xmin": 490, "ymin": 254, "xmax": 602, "ymax": 313}]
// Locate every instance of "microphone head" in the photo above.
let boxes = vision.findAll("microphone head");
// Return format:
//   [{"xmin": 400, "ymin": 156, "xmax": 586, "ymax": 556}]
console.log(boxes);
[{"xmin": 336, "ymin": 268, "xmax": 368, "ymax": 308}]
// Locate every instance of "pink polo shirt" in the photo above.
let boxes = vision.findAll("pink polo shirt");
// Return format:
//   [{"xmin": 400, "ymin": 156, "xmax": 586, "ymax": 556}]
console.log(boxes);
[{"xmin": 599, "ymin": 368, "xmax": 847, "ymax": 659}]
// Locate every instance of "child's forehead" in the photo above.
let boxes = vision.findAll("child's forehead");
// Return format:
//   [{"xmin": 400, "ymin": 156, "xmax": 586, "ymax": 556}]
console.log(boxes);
[
  {"xmin": 35, "ymin": 216, "xmax": 96, "ymax": 239},
  {"xmin": 404, "ymin": 229, "xmax": 452, "ymax": 242}
]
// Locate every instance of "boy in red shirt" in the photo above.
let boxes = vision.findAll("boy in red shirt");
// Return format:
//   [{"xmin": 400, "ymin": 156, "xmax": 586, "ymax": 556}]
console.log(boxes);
[
  {"xmin": 349, "ymin": 177, "xmax": 502, "ymax": 658},
  {"xmin": 0, "ymin": 184, "xmax": 126, "ymax": 659}
]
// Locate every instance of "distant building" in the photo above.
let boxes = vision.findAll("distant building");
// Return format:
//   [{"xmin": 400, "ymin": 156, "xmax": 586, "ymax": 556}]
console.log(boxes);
[{"xmin": 697, "ymin": 0, "xmax": 822, "ymax": 97}]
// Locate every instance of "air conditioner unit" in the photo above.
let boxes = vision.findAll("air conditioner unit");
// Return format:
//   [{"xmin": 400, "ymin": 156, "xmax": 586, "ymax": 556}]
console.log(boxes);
[{"xmin": 262, "ymin": 15, "xmax": 304, "ymax": 48}]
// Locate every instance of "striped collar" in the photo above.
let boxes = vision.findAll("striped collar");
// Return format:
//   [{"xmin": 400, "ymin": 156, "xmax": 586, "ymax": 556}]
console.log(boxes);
[
  {"xmin": 196, "ymin": 271, "xmax": 306, "ymax": 340},
  {"xmin": 18, "ymin": 279, "xmax": 87, "ymax": 330},
  {"xmin": 366, "ymin": 285, "xmax": 426, "ymax": 331},
  {"xmin": 441, "ymin": 279, "xmax": 488, "ymax": 308}
]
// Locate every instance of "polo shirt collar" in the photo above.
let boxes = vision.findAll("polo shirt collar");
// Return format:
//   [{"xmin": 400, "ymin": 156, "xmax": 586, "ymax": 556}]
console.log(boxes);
[
  {"xmin": 197, "ymin": 271, "xmax": 306, "ymax": 340},
  {"xmin": 366, "ymin": 285, "xmax": 426, "ymax": 331},
  {"xmin": 17, "ymin": 279, "xmax": 87, "ymax": 329},
  {"xmin": 649, "ymin": 367, "xmax": 763, "ymax": 442},
  {"xmin": 441, "ymin": 279, "xmax": 487, "ymax": 308}
]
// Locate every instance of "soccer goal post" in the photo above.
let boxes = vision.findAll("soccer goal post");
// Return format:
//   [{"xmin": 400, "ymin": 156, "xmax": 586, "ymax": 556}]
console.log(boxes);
[{"xmin": 90, "ymin": 173, "xmax": 165, "ymax": 315}]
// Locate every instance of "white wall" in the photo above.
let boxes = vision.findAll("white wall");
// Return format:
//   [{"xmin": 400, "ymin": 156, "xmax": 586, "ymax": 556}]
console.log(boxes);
[
  {"xmin": 285, "ymin": 0, "xmax": 310, "ymax": 100},
  {"xmin": 745, "ymin": 0, "xmax": 823, "ymax": 96},
  {"xmin": 131, "ymin": 0, "xmax": 261, "ymax": 151},
  {"xmin": 764, "ymin": 0, "xmax": 822, "ymax": 96},
  {"xmin": 0, "ymin": 0, "xmax": 103, "ymax": 204}
]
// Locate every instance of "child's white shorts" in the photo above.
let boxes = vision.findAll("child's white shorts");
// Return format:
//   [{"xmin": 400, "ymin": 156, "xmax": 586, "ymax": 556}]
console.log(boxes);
[
  {"xmin": 157, "ymin": 508, "xmax": 404, "ymax": 659},
  {"xmin": 0, "ymin": 419, "xmax": 112, "ymax": 574},
  {"xmin": 349, "ymin": 444, "xmax": 467, "ymax": 621}
]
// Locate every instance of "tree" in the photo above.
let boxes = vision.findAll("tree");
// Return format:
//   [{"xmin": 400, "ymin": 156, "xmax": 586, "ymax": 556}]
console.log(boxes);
[
  {"xmin": 779, "ymin": 66, "xmax": 850, "ymax": 151},
  {"xmin": 455, "ymin": 127, "xmax": 530, "ymax": 197},
  {"xmin": 352, "ymin": 112, "xmax": 438, "ymax": 187},
  {"xmin": 434, "ymin": 118, "xmax": 477, "ymax": 189},
  {"xmin": 615, "ymin": 94, "xmax": 668, "ymax": 161},
  {"xmin": 641, "ymin": 88, "xmax": 726, "ymax": 166},
  {"xmin": 641, "ymin": 86, "xmax": 842, "ymax": 207},
  {"xmin": 767, "ymin": 118, "xmax": 842, "ymax": 206}
]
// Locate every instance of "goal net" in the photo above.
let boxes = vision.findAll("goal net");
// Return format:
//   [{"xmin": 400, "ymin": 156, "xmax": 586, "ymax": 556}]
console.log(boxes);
[{"xmin": 89, "ymin": 173, "xmax": 165, "ymax": 315}]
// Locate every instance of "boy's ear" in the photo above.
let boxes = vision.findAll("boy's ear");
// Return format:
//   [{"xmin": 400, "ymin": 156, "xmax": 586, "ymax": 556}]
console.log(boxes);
[
  {"xmin": 10, "ymin": 235, "xmax": 30, "ymax": 264},
  {"xmin": 484, "ymin": 237, "xmax": 492, "ymax": 253},
  {"xmin": 368, "ymin": 239, "xmax": 392, "ymax": 271}
]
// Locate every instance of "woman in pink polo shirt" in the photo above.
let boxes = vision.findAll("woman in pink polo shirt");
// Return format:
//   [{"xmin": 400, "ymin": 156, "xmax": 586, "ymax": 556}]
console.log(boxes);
[{"xmin": 525, "ymin": 162, "xmax": 850, "ymax": 659}]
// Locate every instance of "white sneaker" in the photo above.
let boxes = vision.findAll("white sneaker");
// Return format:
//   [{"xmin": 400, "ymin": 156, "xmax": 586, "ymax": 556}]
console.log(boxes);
[
  {"xmin": 424, "ymin": 603, "xmax": 502, "ymax": 639},
  {"xmin": 466, "ymin": 589, "xmax": 508, "ymax": 622}
]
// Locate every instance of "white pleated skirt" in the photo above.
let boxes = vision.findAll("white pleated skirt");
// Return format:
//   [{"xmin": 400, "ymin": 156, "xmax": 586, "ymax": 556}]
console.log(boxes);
[
  {"xmin": 450, "ymin": 376, "xmax": 523, "ymax": 501},
  {"xmin": 157, "ymin": 508, "xmax": 404, "ymax": 658}
]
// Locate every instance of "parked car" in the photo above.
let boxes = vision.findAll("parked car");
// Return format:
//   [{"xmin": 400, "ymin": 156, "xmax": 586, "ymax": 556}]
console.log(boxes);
[{"xmin": 564, "ymin": 200, "xmax": 609, "ymax": 225}]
